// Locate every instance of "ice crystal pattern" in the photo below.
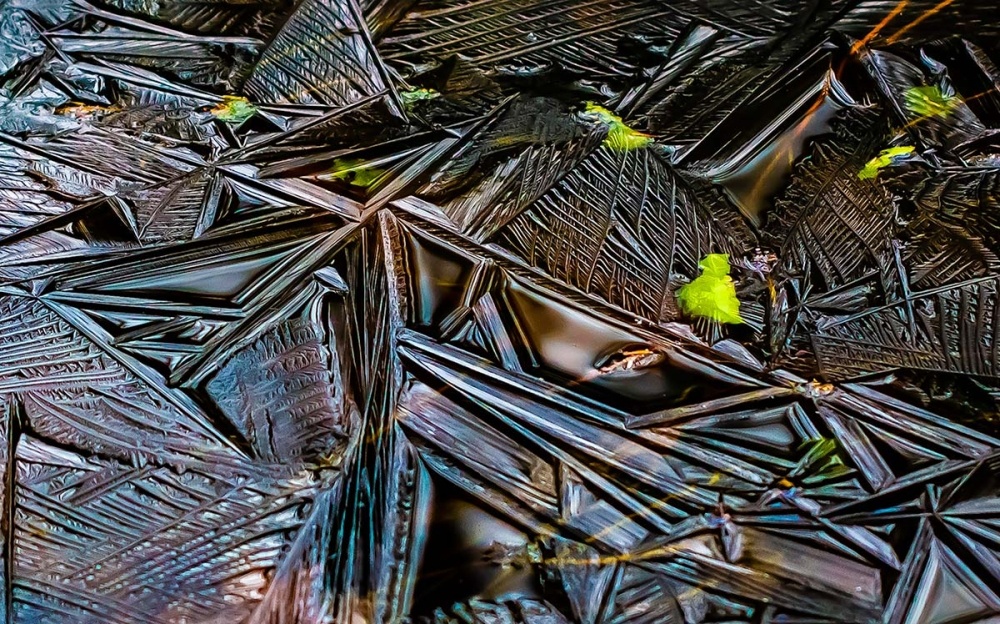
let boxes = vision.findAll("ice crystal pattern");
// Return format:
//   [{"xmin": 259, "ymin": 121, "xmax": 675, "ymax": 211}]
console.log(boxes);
[{"xmin": 2, "ymin": 0, "xmax": 1000, "ymax": 622}]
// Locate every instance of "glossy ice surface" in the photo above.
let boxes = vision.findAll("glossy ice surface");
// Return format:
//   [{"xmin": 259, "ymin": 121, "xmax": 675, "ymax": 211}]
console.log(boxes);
[{"xmin": 2, "ymin": 0, "xmax": 1000, "ymax": 622}]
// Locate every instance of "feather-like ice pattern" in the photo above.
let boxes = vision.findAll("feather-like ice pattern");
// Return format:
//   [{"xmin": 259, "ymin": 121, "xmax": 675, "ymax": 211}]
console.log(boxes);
[
  {"xmin": 814, "ymin": 275, "xmax": 1000, "ymax": 380},
  {"xmin": 93, "ymin": 0, "xmax": 288, "ymax": 38},
  {"xmin": 493, "ymin": 146, "xmax": 745, "ymax": 321},
  {"xmin": 243, "ymin": 0, "xmax": 401, "ymax": 115},
  {"xmin": 205, "ymin": 318, "xmax": 347, "ymax": 465},
  {"xmin": 381, "ymin": 0, "xmax": 849, "ymax": 97},
  {"xmin": 417, "ymin": 96, "xmax": 609, "ymax": 240},
  {"xmin": 900, "ymin": 166, "xmax": 1000, "ymax": 289},
  {"xmin": 768, "ymin": 106, "xmax": 898, "ymax": 293},
  {"xmin": 14, "ymin": 435, "xmax": 317, "ymax": 624},
  {"xmin": 3, "ymin": 1, "xmax": 1000, "ymax": 622}
]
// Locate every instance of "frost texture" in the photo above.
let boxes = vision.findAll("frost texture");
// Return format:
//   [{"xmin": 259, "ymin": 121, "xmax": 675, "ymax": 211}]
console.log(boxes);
[{"xmin": 1, "ymin": 1, "xmax": 1000, "ymax": 623}]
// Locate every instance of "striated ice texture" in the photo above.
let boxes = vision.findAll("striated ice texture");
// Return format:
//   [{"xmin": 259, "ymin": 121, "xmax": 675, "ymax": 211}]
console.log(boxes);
[{"xmin": 1, "ymin": 0, "xmax": 1000, "ymax": 622}]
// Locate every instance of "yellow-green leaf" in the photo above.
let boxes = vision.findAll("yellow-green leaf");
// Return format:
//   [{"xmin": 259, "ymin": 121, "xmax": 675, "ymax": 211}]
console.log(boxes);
[
  {"xmin": 904, "ymin": 85, "xmax": 960, "ymax": 119},
  {"xmin": 676, "ymin": 254, "xmax": 743, "ymax": 324},
  {"xmin": 401, "ymin": 88, "xmax": 439, "ymax": 110},
  {"xmin": 858, "ymin": 145, "xmax": 915, "ymax": 180},
  {"xmin": 583, "ymin": 102, "xmax": 652, "ymax": 151},
  {"xmin": 326, "ymin": 158, "xmax": 385, "ymax": 188},
  {"xmin": 210, "ymin": 96, "xmax": 257, "ymax": 123}
]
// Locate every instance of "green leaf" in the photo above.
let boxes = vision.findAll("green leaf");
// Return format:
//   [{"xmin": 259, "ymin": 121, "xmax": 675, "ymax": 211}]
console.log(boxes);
[
  {"xmin": 858, "ymin": 145, "xmax": 915, "ymax": 180},
  {"xmin": 583, "ymin": 103, "xmax": 652, "ymax": 151},
  {"xmin": 326, "ymin": 158, "xmax": 385, "ymax": 188},
  {"xmin": 676, "ymin": 254, "xmax": 743, "ymax": 324},
  {"xmin": 904, "ymin": 86, "xmax": 960, "ymax": 119},
  {"xmin": 801, "ymin": 463, "xmax": 852, "ymax": 485},
  {"xmin": 698, "ymin": 254, "xmax": 732, "ymax": 278},
  {"xmin": 401, "ymin": 88, "xmax": 439, "ymax": 111},
  {"xmin": 210, "ymin": 96, "xmax": 257, "ymax": 123}
]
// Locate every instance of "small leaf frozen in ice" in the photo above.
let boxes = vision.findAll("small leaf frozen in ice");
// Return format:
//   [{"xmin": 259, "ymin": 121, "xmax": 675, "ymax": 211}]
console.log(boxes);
[
  {"xmin": 904, "ymin": 86, "xmax": 960, "ymax": 119},
  {"xmin": 698, "ymin": 253, "xmax": 733, "ymax": 278},
  {"xmin": 676, "ymin": 254, "xmax": 743, "ymax": 324},
  {"xmin": 583, "ymin": 102, "xmax": 651, "ymax": 151},
  {"xmin": 401, "ymin": 88, "xmax": 439, "ymax": 110},
  {"xmin": 210, "ymin": 96, "xmax": 257, "ymax": 123},
  {"xmin": 858, "ymin": 145, "xmax": 915, "ymax": 179},
  {"xmin": 325, "ymin": 158, "xmax": 385, "ymax": 188}
]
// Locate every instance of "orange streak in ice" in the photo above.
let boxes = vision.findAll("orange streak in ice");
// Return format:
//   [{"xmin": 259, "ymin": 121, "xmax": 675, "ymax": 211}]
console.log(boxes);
[
  {"xmin": 850, "ymin": 0, "xmax": 908, "ymax": 54},
  {"xmin": 886, "ymin": 0, "xmax": 956, "ymax": 44}
]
